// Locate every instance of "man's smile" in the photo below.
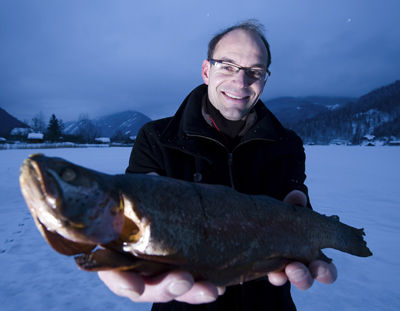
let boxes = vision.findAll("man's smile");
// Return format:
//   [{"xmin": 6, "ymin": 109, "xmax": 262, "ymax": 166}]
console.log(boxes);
[{"xmin": 221, "ymin": 90, "xmax": 250, "ymax": 101}]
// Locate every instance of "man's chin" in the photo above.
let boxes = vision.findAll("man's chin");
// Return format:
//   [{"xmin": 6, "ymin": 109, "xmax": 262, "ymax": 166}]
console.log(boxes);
[{"xmin": 219, "ymin": 108, "xmax": 248, "ymax": 121}]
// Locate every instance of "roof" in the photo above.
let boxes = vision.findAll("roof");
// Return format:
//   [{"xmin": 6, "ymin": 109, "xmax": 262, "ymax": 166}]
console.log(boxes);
[
  {"xmin": 27, "ymin": 133, "xmax": 44, "ymax": 140},
  {"xmin": 95, "ymin": 137, "xmax": 111, "ymax": 143}
]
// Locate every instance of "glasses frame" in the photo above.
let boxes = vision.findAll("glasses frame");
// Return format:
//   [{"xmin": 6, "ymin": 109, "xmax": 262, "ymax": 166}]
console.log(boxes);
[{"xmin": 208, "ymin": 59, "xmax": 271, "ymax": 82}]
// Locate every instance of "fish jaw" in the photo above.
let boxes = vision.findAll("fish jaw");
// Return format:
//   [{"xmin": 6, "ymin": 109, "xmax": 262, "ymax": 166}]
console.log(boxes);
[{"xmin": 20, "ymin": 154, "xmax": 125, "ymax": 245}]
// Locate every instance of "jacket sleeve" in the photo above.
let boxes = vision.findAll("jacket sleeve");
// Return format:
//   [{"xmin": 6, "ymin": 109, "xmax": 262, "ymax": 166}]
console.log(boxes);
[
  {"xmin": 125, "ymin": 122, "xmax": 166, "ymax": 175},
  {"xmin": 283, "ymin": 131, "xmax": 312, "ymax": 209}
]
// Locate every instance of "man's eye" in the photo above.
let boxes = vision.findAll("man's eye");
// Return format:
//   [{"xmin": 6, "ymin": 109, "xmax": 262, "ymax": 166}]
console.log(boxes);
[
  {"xmin": 221, "ymin": 64, "xmax": 237, "ymax": 72},
  {"xmin": 248, "ymin": 69, "xmax": 264, "ymax": 79}
]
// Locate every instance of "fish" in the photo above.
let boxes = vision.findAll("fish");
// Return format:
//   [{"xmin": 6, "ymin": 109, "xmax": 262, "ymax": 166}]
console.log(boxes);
[{"xmin": 19, "ymin": 153, "xmax": 372, "ymax": 286}]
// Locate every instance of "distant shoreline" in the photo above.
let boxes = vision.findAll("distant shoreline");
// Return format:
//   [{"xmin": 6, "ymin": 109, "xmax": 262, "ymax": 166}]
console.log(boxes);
[{"xmin": 0, "ymin": 142, "xmax": 133, "ymax": 150}]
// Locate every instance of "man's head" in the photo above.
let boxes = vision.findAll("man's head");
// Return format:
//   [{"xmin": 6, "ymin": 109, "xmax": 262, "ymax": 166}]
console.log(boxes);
[{"xmin": 202, "ymin": 21, "xmax": 271, "ymax": 121}]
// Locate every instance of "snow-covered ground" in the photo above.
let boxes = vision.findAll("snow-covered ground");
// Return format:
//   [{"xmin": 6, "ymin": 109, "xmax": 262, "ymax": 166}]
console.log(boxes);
[{"xmin": 0, "ymin": 146, "xmax": 398, "ymax": 310}]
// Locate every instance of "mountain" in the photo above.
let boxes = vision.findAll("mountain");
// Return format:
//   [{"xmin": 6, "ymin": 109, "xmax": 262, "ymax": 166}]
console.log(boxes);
[
  {"xmin": 64, "ymin": 110, "xmax": 151, "ymax": 141},
  {"xmin": 0, "ymin": 107, "xmax": 29, "ymax": 137},
  {"xmin": 289, "ymin": 80, "xmax": 400, "ymax": 144},
  {"xmin": 264, "ymin": 96, "xmax": 356, "ymax": 127},
  {"xmin": 95, "ymin": 111, "xmax": 152, "ymax": 138}
]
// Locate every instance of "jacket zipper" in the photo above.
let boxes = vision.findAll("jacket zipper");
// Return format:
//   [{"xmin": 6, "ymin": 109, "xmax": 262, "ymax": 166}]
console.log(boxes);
[
  {"xmin": 185, "ymin": 134, "xmax": 276, "ymax": 189},
  {"xmin": 185, "ymin": 133, "xmax": 238, "ymax": 188},
  {"xmin": 228, "ymin": 153, "xmax": 235, "ymax": 189}
]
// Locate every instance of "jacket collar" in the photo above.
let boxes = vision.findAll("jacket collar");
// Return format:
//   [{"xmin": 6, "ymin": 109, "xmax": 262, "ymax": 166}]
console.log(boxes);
[{"xmin": 160, "ymin": 84, "xmax": 287, "ymax": 150}]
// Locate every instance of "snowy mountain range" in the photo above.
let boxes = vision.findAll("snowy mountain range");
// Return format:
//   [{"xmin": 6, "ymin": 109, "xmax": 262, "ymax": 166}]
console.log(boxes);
[
  {"xmin": 63, "ymin": 111, "xmax": 151, "ymax": 140},
  {"xmin": 1, "ymin": 80, "xmax": 399, "ymax": 144},
  {"xmin": 287, "ymin": 80, "xmax": 400, "ymax": 144},
  {"xmin": 265, "ymin": 96, "xmax": 356, "ymax": 127}
]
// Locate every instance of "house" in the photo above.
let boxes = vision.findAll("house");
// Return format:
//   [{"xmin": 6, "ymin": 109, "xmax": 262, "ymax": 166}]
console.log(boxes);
[
  {"xmin": 329, "ymin": 139, "xmax": 350, "ymax": 145},
  {"xmin": 129, "ymin": 135, "xmax": 137, "ymax": 143},
  {"xmin": 27, "ymin": 133, "xmax": 44, "ymax": 143},
  {"xmin": 94, "ymin": 137, "xmax": 111, "ymax": 144},
  {"xmin": 360, "ymin": 134, "xmax": 376, "ymax": 146},
  {"xmin": 10, "ymin": 127, "xmax": 30, "ymax": 139}
]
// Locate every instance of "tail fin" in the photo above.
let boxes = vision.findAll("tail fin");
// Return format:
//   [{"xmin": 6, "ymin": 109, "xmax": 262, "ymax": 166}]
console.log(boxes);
[{"xmin": 333, "ymin": 224, "xmax": 373, "ymax": 257}]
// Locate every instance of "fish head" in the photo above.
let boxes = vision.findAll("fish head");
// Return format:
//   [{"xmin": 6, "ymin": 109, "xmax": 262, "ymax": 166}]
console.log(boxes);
[{"xmin": 20, "ymin": 154, "xmax": 124, "ymax": 246}]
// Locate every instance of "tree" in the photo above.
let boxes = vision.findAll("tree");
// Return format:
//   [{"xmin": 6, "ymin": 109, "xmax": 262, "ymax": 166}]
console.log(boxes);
[
  {"xmin": 111, "ymin": 129, "xmax": 126, "ymax": 143},
  {"xmin": 76, "ymin": 114, "xmax": 99, "ymax": 143},
  {"xmin": 30, "ymin": 111, "xmax": 46, "ymax": 133},
  {"xmin": 46, "ymin": 114, "xmax": 62, "ymax": 141}
]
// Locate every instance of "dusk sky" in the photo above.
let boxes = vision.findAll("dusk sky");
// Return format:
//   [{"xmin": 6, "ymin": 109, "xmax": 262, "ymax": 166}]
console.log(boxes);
[{"xmin": 1, "ymin": 0, "xmax": 399, "ymax": 123}]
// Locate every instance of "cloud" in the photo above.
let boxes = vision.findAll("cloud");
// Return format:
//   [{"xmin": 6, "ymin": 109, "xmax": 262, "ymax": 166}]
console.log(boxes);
[{"xmin": 1, "ymin": 0, "xmax": 399, "ymax": 122}]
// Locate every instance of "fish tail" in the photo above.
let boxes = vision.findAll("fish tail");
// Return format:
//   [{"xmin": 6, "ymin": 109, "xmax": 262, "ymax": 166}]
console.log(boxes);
[{"xmin": 331, "ymin": 222, "xmax": 373, "ymax": 257}]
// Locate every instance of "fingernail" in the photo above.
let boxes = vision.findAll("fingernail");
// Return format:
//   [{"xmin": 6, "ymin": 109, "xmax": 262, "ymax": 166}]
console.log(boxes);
[
  {"xmin": 194, "ymin": 292, "xmax": 216, "ymax": 304},
  {"xmin": 168, "ymin": 280, "xmax": 192, "ymax": 296},
  {"xmin": 316, "ymin": 266, "xmax": 328, "ymax": 278},
  {"xmin": 291, "ymin": 269, "xmax": 307, "ymax": 282},
  {"xmin": 217, "ymin": 286, "xmax": 226, "ymax": 296},
  {"xmin": 118, "ymin": 287, "xmax": 141, "ymax": 299}
]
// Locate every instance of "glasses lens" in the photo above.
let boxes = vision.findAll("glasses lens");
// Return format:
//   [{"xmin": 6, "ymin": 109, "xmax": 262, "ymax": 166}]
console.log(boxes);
[
  {"xmin": 214, "ymin": 61, "xmax": 239, "ymax": 74},
  {"xmin": 211, "ymin": 59, "xmax": 267, "ymax": 81},
  {"xmin": 246, "ymin": 69, "xmax": 265, "ymax": 80}
]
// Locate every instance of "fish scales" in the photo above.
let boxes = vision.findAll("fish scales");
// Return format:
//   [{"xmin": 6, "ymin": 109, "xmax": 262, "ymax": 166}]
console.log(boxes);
[{"xmin": 19, "ymin": 154, "xmax": 372, "ymax": 286}]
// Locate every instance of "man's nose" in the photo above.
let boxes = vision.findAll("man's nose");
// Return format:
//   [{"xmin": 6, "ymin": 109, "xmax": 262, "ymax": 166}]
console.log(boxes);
[{"xmin": 232, "ymin": 69, "xmax": 250, "ymax": 87}]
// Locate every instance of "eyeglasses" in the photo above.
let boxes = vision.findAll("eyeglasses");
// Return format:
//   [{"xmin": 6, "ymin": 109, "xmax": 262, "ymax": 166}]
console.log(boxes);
[{"xmin": 209, "ymin": 59, "xmax": 270, "ymax": 82}]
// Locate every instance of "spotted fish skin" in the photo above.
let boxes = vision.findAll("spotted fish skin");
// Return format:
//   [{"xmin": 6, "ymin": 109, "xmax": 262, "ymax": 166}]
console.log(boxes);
[{"xmin": 19, "ymin": 154, "xmax": 372, "ymax": 286}]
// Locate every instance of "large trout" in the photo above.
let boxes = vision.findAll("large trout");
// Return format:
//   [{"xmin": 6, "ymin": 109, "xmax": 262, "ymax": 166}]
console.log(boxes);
[{"xmin": 19, "ymin": 154, "xmax": 372, "ymax": 286}]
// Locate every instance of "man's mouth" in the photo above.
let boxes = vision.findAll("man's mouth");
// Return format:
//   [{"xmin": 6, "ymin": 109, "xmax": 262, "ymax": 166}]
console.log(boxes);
[{"xmin": 222, "ymin": 91, "xmax": 250, "ymax": 101}]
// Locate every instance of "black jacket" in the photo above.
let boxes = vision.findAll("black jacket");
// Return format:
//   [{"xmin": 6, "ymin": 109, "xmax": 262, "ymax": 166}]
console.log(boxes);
[{"xmin": 126, "ymin": 84, "xmax": 309, "ymax": 310}]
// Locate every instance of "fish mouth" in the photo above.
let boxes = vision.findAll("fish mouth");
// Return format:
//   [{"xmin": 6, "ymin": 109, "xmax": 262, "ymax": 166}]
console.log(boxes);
[
  {"xmin": 20, "ymin": 154, "xmax": 86, "ymax": 231},
  {"xmin": 20, "ymin": 154, "xmax": 127, "ymax": 246},
  {"xmin": 118, "ymin": 194, "xmax": 150, "ymax": 255}
]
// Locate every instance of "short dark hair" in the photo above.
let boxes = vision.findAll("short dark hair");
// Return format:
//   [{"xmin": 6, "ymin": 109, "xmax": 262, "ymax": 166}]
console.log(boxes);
[{"xmin": 207, "ymin": 20, "xmax": 271, "ymax": 69}]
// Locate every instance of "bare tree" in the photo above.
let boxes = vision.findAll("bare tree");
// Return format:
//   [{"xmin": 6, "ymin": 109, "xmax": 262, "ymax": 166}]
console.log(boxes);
[{"xmin": 30, "ymin": 111, "xmax": 47, "ymax": 133}]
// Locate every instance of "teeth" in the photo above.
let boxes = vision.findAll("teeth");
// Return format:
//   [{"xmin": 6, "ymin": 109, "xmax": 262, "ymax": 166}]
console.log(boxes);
[{"xmin": 225, "ymin": 92, "xmax": 246, "ymax": 100}]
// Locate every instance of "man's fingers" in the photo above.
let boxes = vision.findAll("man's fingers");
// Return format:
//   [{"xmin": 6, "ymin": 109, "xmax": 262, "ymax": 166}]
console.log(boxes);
[
  {"xmin": 267, "ymin": 271, "xmax": 288, "ymax": 286},
  {"xmin": 285, "ymin": 262, "xmax": 314, "ymax": 290},
  {"xmin": 283, "ymin": 190, "xmax": 308, "ymax": 207},
  {"xmin": 217, "ymin": 286, "xmax": 226, "ymax": 296},
  {"xmin": 98, "ymin": 270, "xmax": 144, "ymax": 300},
  {"xmin": 309, "ymin": 260, "xmax": 338, "ymax": 284},
  {"xmin": 175, "ymin": 281, "xmax": 220, "ymax": 304},
  {"xmin": 139, "ymin": 270, "xmax": 194, "ymax": 302},
  {"xmin": 98, "ymin": 270, "xmax": 195, "ymax": 303}
]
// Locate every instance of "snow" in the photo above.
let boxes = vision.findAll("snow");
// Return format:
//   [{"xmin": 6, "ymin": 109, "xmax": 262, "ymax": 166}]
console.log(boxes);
[
  {"xmin": 363, "ymin": 134, "xmax": 375, "ymax": 141},
  {"xmin": 0, "ymin": 146, "xmax": 399, "ymax": 310},
  {"xmin": 27, "ymin": 133, "xmax": 44, "ymax": 140},
  {"xmin": 10, "ymin": 128, "xmax": 30, "ymax": 136},
  {"xmin": 94, "ymin": 137, "xmax": 111, "ymax": 144},
  {"xmin": 327, "ymin": 104, "xmax": 340, "ymax": 110}
]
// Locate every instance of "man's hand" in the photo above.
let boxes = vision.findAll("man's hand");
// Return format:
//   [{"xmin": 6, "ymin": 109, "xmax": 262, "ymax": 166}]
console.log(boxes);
[
  {"xmin": 267, "ymin": 260, "xmax": 337, "ymax": 290},
  {"xmin": 266, "ymin": 190, "xmax": 338, "ymax": 290},
  {"xmin": 98, "ymin": 270, "xmax": 225, "ymax": 304}
]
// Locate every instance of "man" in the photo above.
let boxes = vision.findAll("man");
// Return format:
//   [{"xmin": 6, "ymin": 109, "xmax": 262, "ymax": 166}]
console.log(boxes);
[{"xmin": 99, "ymin": 21, "xmax": 337, "ymax": 310}]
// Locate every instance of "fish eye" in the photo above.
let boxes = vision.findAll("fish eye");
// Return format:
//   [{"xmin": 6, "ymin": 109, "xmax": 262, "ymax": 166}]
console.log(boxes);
[{"xmin": 61, "ymin": 167, "xmax": 77, "ymax": 182}]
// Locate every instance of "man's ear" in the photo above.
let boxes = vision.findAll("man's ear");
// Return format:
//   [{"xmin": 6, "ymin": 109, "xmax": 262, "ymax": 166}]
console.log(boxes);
[{"xmin": 201, "ymin": 59, "xmax": 210, "ymax": 85}]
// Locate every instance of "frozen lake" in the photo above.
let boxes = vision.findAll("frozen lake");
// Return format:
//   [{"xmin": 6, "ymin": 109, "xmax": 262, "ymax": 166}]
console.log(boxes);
[{"xmin": 0, "ymin": 146, "xmax": 399, "ymax": 310}]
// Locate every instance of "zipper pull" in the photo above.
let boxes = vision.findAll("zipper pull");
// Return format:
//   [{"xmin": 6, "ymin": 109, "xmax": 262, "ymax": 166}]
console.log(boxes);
[{"xmin": 193, "ymin": 172, "xmax": 202, "ymax": 183}]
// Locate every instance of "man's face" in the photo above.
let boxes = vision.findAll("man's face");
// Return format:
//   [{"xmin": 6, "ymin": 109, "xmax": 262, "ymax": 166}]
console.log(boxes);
[{"xmin": 202, "ymin": 29, "xmax": 269, "ymax": 121}]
